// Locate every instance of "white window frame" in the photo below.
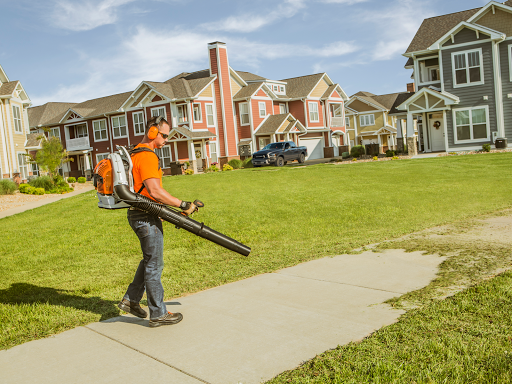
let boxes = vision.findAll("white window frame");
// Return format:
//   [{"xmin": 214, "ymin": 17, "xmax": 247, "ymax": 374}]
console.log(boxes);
[
  {"xmin": 452, "ymin": 105, "xmax": 490, "ymax": 144},
  {"xmin": 279, "ymin": 86, "xmax": 284, "ymax": 93},
  {"xmin": 96, "ymin": 152, "xmax": 110, "ymax": 163},
  {"xmin": 258, "ymin": 102, "xmax": 266, "ymax": 118},
  {"xmin": 151, "ymin": 106, "xmax": 167, "ymax": 120},
  {"xmin": 12, "ymin": 105, "xmax": 22, "ymax": 133},
  {"xmin": 176, "ymin": 104, "xmax": 188, "ymax": 124},
  {"xmin": 111, "ymin": 115, "xmax": 127, "ymax": 139},
  {"xmin": 155, "ymin": 145, "xmax": 173, "ymax": 168},
  {"xmin": 308, "ymin": 102, "xmax": 319, "ymax": 123},
  {"xmin": 451, "ymin": 48, "xmax": 484, "ymax": 88},
  {"xmin": 206, "ymin": 104, "xmax": 215, "ymax": 127},
  {"xmin": 359, "ymin": 114, "xmax": 375, "ymax": 127},
  {"xmin": 509, "ymin": 44, "xmax": 512, "ymax": 82},
  {"xmin": 48, "ymin": 127, "xmax": 60, "ymax": 139},
  {"xmin": 209, "ymin": 141, "xmax": 218, "ymax": 163},
  {"xmin": 345, "ymin": 116, "xmax": 350, "ymax": 127},
  {"xmin": 132, "ymin": 111, "xmax": 145, "ymax": 136},
  {"xmin": 193, "ymin": 103, "xmax": 202, "ymax": 123},
  {"xmin": 240, "ymin": 102, "xmax": 249, "ymax": 126},
  {"xmin": 279, "ymin": 103, "xmax": 286, "ymax": 114},
  {"xmin": 93, "ymin": 119, "xmax": 108, "ymax": 142}
]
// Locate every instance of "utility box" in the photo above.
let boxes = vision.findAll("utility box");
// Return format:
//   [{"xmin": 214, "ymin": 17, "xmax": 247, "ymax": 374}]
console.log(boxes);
[{"xmin": 495, "ymin": 138, "xmax": 508, "ymax": 149}]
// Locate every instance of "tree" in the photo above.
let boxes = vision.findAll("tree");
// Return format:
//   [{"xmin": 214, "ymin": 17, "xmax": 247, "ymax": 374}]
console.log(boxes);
[{"xmin": 29, "ymin": 133, "xmax": 72, "ymax": 182}]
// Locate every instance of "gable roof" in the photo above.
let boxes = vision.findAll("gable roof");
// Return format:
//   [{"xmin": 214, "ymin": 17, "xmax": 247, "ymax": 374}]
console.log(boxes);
[
  {"xmin": 28, "ymin": 102, "xmax": 78, "ymax": 128},
  {"xmin": 235, "ymin": 71, "xmax": 267, "ymax": 82},
  {"xmin": 71, "ymin": 91, "xmax": 132, "ymax": 118},
  {"xmin": 164, "ymin": 71, "xmax": 216, "ymax": 99},
  {"xmin": 233, "ymin": 82, "xmax": 265, "ymax": 99},
  {"xmin": 25, "ymin": 132, "xmax": 44, "ymax": 149},
  {"xmin": 279, "ymin": 73, "xmax": 325, "ymax": 98},
  {"xmin": 389, "ymin": 93, "xmax": 416, "ymax": 115},
  {"xmin": 0, "ymin": 81, "xmax": 19, "ymax": 97}
]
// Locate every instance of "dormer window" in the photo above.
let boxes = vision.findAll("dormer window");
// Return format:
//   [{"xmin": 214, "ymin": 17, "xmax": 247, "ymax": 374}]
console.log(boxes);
[
  {"xmin": 279, "ymin": 86, "xmax": 284, "ymax": 93},
  {"xmin": 419, "ymin": 58, "xmax": 440, "ymax": 84}
]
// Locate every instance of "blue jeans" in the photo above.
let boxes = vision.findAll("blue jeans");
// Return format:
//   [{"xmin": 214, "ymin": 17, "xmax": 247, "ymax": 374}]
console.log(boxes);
[{"xmin": 123, "ymin": 210, "xmax": 167, "ymax": 319}]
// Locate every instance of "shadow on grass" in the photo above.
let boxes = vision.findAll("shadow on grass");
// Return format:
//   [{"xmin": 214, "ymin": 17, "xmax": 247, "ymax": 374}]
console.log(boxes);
[{"xmin": 0, "ymin": 283, "xmax": 118, "ymax": 321}]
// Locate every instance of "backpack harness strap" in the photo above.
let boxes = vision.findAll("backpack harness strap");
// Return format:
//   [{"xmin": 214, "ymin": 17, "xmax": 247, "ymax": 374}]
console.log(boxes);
[{"xmin": 130, "ymin": 146, "xmax": 161, "ymax": 194}]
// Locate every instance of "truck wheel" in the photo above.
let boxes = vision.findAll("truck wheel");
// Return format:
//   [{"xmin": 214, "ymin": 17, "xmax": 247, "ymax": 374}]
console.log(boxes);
[
  {"xmin": 298, "ymin": 153, "xmax": 305, "ymax": 163},
  {"xmin": 276, "ymin": 157, "xmax": 285, "ymax": 167}
]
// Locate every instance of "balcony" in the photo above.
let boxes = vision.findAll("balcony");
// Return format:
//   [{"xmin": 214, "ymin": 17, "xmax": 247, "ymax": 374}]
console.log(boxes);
[
  {"xmin": 331, "ymin": 117, "xmax": 344, "ymax": 127},
  {"xmin": 66, "ymin": 136, "xmax": 90, "ymax": 151}
]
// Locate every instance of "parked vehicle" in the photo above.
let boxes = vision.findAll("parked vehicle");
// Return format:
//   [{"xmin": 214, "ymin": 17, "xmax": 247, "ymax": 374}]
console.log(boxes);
[{"xmin": 251, "ymin": 141, "xmax": 307, "ymax": 167}]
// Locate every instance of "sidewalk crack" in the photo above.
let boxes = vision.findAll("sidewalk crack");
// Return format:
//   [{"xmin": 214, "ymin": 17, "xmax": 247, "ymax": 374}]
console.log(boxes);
[{"xmin": 84, "ymin": 326, "xmax": 211, "ymax": 384}]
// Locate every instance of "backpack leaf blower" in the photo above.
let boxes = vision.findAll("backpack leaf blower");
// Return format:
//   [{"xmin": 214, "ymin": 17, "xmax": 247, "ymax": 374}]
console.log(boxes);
[{"xmin": 93, "ymin": 146, "xmax": 251, "ymax": 257}]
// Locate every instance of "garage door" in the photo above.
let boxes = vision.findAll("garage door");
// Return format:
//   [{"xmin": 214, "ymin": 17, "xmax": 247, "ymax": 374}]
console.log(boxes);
[{"xmin": 299, "ymin": 138, "xmax": 323, "ymax": 160}]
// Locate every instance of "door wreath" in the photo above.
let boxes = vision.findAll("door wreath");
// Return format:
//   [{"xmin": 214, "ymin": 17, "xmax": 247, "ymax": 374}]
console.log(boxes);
[{"xmin": 433, "ymin": 121, "xmax": 441, "ymax": 130}]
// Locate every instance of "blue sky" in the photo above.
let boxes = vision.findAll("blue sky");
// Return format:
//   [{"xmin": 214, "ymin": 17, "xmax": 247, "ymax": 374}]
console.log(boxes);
[{"xmin": 0, "ymin": 0, "xmax": 491, "ymax": 106}]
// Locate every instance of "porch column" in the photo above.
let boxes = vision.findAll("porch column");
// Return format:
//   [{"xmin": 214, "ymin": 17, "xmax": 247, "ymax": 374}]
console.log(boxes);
[
  {"xmin": 377, "ymin": 134, "xmax": 382, "ymax": 154},
  {"xmin": 202, "ymin": 139, "xmax": 209, "ymax": 168},
  {"xmin": 188, "ymin": 140, "xmax": 198, "ymax": 174},
  {"xmin": 406, "ymin": 112, "xmax": 417, "ymax": 156}
]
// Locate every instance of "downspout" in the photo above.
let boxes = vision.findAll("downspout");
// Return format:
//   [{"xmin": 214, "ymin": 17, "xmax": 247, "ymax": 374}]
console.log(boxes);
[{"xmin": 492, "ymin": 39, "xmax": 505, "ymax": 139}]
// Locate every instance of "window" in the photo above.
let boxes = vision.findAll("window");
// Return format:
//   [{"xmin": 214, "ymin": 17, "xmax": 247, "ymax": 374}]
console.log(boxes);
[
  {"xmin": 345, "ymin": 117, "xmax": 350, "ymax": 127},
  {"xmin": 240, "ymin": 103, "xmax": 249, "ymax": 125},
  {"xmin": 151, "ymin": 107, "xmax": 166, "ymax": 119},
  {"xmin": 96, "ymin": 153, "xmax": 109, "ymax": 163},
  {"xmin": 155, "ymin": 145, "xmax": 172, "ymax": 168},
  {"xmin": 279, "ymin": 104, "xmax": 286, "ymax": 114},
  {"xmin": 259, "ymin": 102, "xmax": 266, "ymax": 118},
  {"xmin": 112, "ymin": 115, "xmax": 127, "ymax": 138},
  {"xmin": 209, "ymin": 142, "xmax": 218, "ymax": 163},
  {"xmin": 453, "ymin": 106, "xmax": 489, "ymax": 143},
  {"xmin": 308, "ymin": 102, "xmax": 319, "ymax": 122},
  {"xmin": 193, "ymin": 104, "xmax": 202, "ymax": 122},
  {"xmin": 133, "ymin": 111, "xmax": 145, "ymax": 135},
  {"xmin": 509, "ymin": 45, "xmax": 512, "ymax": 82},
  {"xmin": 93, "ymin": 119, "xmax": 108, "ymax": 141},
  {"xmin": 75, "ymin": 124, "xmax": 88, "ymax": 138},
  {"xmin": 206, "ymin": 104, "xmax": 215, "ymax": 127},
  {"xmin": 273, "ymin": 85, "xmax": 278, "ymax": 92},
  {"xmin": 31, "ymin": 163, "xmax": 39, "ymax": 177},
  {"xmin": 452, "ymin": 49, "xmax": 483, "ymax": 87},
  {"xmin": 48, "ymin": 127, "xmax": 60, "ymax": 139},
  {"xmin": 177, "ymin": 105, "xmax": 188, "ymax": 123},
  {"xmin": 430, "ymin": 68, "xmax": 440, "ymax": 82},
  {"xmin": 279, "ymin": 86, "xmax": 284, "ymax": 93},
  {"xmin": 17, "ymin": 153, "xmax": 29, "ymax": 179},
  {"xmin": 12, "ymin": 105, "xmax": 22, "ymax": 133},
  {"xmin": 359, "ymin": 114, "xmax": 375, "ymax": 127}
]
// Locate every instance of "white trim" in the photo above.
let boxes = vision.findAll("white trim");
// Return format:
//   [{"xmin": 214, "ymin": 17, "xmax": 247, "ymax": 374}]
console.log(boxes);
[
  {"xmin": 467, "ymin": 1, "xmax": 512, "ymax": 23},
  {"xmin": 359, "ymin": 114, "xmax": 375, "ymax": 127},
  {"xmin": 440, "ymin": 39, "xmax": 493, "ymax": 51},
  {"xmin": 205, "ymin": 103, "xmax": 215, "ymax": 127},
  {"xmin": 443, "ymin": 110, "xmax": 449, "ymax": 151},
  {"xmin": 150, "ymin": 106, "xmax": 167, "ymax": 120},
  {"xmin": 132, "ymin": 111, "xmax": 145, "ymax": 136},
  {"xmin": 308, "ymin": 102, "xmax": 319, "ymax": 123},
  {"xmin": 193, "ymin": 103, "xmax": 202, "ymax": 123},
  {"xmin": 5, "ymin": 100, "xmax": 16, "ymax": 176},
  {"xmin": 451, "ymin": 48, "xmax": 485, "ymax": 88},
  {"xmin": 96, "ymin": 152, "xmax": 110, "ymax": 163},
  {"xmin": 111, "ymin": 115, "xmax": 128, "ymax": 139},
  {"xmin": 0, "ymin": 103, "xmax": 10, "ymax": 175},
  {"xmin": 452, "ymin": 105, "xmax": 491, "ymax": 144},
  {"xmin": 493, "ymin": 41, "xmax": 505, "ymax": 138},
  {"xmin": 11, "ymin": 104, "xmax": 22, "ymax": 134},
  {"xmin": 92, "ymin": 118, "xmax": 109, "ymax": 142},
  {"xmin": 509, "ymin": 44, "xmax": 512, "ymax": 83},
  {"xmin": 239, "ymin": 102, "xmax": 250, "ymax": 126},
  {"xmin": 258, "ymin": 102, "xmax": 266, "ymax": 118}
]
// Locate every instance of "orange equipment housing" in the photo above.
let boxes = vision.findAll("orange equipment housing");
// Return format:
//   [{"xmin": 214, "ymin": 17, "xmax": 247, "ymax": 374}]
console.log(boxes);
[{"xmin": 94, "ymin": 158, "xmax": 114, "ymax": 195}]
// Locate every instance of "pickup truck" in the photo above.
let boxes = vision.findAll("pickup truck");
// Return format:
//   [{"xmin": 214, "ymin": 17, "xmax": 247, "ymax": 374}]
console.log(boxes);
[{"xmin": 251, "ymin": 141, "xmax": 308, "ymax": 167}]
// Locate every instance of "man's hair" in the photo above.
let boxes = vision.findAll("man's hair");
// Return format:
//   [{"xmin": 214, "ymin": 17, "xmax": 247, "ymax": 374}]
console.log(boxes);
[{"xmin": 145, "ymin": 115, "xmax": 169, "ymax": 133}]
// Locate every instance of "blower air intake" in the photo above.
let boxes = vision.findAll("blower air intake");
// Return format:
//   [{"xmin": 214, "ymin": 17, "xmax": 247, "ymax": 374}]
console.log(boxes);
[{"xmin": 93, "ymin": 146, "xmax": 251, "ymax": 257}]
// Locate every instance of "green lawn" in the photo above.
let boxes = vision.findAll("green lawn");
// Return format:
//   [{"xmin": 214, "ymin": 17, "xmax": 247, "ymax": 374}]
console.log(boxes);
[{"xmin": 1, "ymin": 153, "xmax": 512, "ymax": 350}]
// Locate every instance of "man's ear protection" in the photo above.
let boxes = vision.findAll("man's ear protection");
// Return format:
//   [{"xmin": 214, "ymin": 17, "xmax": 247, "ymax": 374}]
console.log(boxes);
[{"xmin": 147, "ymin": 116, "xmax": 164, "ymax": 140}]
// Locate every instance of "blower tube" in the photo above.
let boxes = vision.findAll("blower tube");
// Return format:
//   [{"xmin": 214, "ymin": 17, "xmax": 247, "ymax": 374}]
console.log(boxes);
[{"xmin": 114, "ymin": 184, "xmax": 251, "ymax": 257}]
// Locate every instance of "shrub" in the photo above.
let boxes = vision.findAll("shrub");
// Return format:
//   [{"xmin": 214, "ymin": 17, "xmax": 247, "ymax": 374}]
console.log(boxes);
[
  {"xmin": 482, "ymin": 144, "xmax": 491, "ymax": 152},
  {"xmin": 184, "ymin": 169, "xmax": 194, "ymax": 175},
  {"xmin": 53, "ymin": 175, "xmax": 68, "ymax": 187},
  {"xmin": 373, "ymin": 156, "xmax": 378, "ymax": 161},
  {"xmin": 29, "ymin": 176, "xmax": 53, "ymax": 191},
  {"xmin": 0, "ymin": 179, "xmax": 17, "ymax": 195},
  {"xmin": 19, "ymin": 183, "xmax": 32, "ymax": 194},
  {"xmin": 342, "ymin": 152, "xmax": 350, "ymax": 159},
  {"xmin": 32, "ymin": 187, "xmax": 45, "ymax": 195},
  {"xmin": 386, "ymin": 149, "xmax": 396, "ymax": 157},
  {"xmin": 392, "ymin": 156, "xmax": 399, "ymax": 160},
  {"xmin": 242, "ymin": 158, "xmax": 254, "ymax": 168},
  {"xmin": 223, "ymin": 164, "xmax": 233, "ymax": 171},
  {"xmin": 352, "ymin": 158, "xmax": 357, "ymax": 162},
  {"xmin": 205, "ymin": 165, "xmax": 219, "ymax": 173},
  {"xmin": 350, "ymin": 145, "xmax": 365, "ymax": 158},
  {"xmin": 77, "ymin": 177, "xmax": 86, "ymax": 183},
  {"xmin": 228, "ymin": 159, "xmax": 243, "ymax": 169},
  {"xmin": 67, "ymin": 177, "xmax": 76, "ymax": 183}
]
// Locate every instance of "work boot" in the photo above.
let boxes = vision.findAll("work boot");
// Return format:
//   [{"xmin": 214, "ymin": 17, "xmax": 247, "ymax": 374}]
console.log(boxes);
[
  {"xmin": 149, "ymin": 311, "xmax": 183, "ymax": 328},
  {"xmin": 118, "ymin": 299, "xmax": 147, "ymax": 318}
]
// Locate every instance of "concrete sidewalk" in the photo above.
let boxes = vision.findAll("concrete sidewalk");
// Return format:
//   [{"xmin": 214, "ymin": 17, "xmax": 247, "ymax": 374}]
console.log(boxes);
[
  {"xmin": 0, "ymin": 249, "xmax": 444, "ymax": 384},
  {"xmin": 0, "ymin": 185, "xmax": 95, "ymax": 219}
]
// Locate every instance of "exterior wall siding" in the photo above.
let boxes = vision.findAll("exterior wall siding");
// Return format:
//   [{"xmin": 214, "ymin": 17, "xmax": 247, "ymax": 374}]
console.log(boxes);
[
  {"xmin": 477, "ymin": 8, "xmax": 512, "ymax": 37},
  {"xmin": 217, "ymin": 47, "xmax": 237, "ymax": 157},
  {"xmin": 442, "ymin": 27, "xmax": 489, "ymax": 47},
  {"xmin": 347, "ymin": 100, "xmax": 376, "ymax": 112},
  {"xmin": 310, "ymin": 79, "xmax": 329, "ymax": 98},
  {"xmin": 251, "ymin": 98, "xmax": 273, "ymax": 129},
  {"xmin": 288, "ymin": 101, "xmax": 305, "ymax": 126},
  {"xmin": 442, "ymin": 41, "xmax": 497, "ymax": 148},
  {"xmin": 306, "ymin": 100, "xmax": 324, "ymax": 127},
  {"xmin": 500, "ymin": 40, "xmax": 512, "ymax": 139}
]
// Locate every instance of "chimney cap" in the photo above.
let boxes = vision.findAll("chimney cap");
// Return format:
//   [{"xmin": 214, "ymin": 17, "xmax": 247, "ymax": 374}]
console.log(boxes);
[{"xmin": 208, "ymin": 41, "xmax": 226, "ymax": 45}]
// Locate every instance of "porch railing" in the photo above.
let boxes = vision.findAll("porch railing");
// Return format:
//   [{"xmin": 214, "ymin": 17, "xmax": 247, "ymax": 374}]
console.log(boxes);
[
  {"xmin": 331, "ymin": 117, "xmax": 344, "ymax": 127},
  {"xmin": 66, "ymin": 137, "xmax": 90, "ymax": 151}
]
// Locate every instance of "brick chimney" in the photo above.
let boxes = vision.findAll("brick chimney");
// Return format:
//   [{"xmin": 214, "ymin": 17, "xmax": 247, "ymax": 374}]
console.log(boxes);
[
  {"xmin": 407, "ymin": 83, "xmax": 415, "ymax": 93},
  {"xmin": 208, "ymin": 42, "xmax": 238, "ymax": 159}
]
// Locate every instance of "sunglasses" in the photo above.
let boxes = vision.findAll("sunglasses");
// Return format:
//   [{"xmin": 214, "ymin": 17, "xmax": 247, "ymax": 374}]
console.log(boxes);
[{"xmin": 158, "ymin": 131, "xmax": 169, "ymax": 139}]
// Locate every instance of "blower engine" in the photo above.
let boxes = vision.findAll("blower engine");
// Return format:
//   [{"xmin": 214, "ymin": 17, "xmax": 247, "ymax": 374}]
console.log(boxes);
[{"xmin": 93, "ymin": 146, "xmax": 251, "ymax": 257}]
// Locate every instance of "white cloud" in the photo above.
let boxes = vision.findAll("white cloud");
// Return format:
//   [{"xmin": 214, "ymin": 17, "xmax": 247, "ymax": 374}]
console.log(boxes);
[
  {"xmin": 366, "ymin": 0, "xmax": 434, "ymax": 61},
  {"xmin": 30, "ymin": 27, "xmax": 358, "ymax": 105},
  {"xmin": 50, "ymin": 0, "xmax": 136, "ymax": 31},
  {"xmin": 320, "ymin": 0, "xmax": 368, "ymax": 3},
  {"xmin": 201, "ymin": 0, "xmax": 307, "ymax": 33}
]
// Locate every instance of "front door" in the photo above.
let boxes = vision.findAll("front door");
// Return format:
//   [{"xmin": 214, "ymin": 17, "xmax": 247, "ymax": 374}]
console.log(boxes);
[{"xmin": 430, "ymin": 116, "xmax": 445, "ymax": 152}]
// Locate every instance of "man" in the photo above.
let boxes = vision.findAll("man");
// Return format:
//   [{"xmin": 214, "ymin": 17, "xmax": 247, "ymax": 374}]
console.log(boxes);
[{"xmin": 118, "ymin": 116, "xmax": 194, "ymax": 327}]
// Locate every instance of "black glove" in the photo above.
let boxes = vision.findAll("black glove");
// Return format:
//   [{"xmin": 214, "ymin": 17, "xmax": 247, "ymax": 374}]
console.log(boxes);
[{"xmin": 179, "ymin": 201, "xmax": 197, "ymax": 216}]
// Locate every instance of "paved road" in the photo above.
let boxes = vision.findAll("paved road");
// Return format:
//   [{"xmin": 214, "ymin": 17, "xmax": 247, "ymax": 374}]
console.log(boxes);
[{"xmin": 1, "ymin": 249, "xmax": 444, "ymax": 384}]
